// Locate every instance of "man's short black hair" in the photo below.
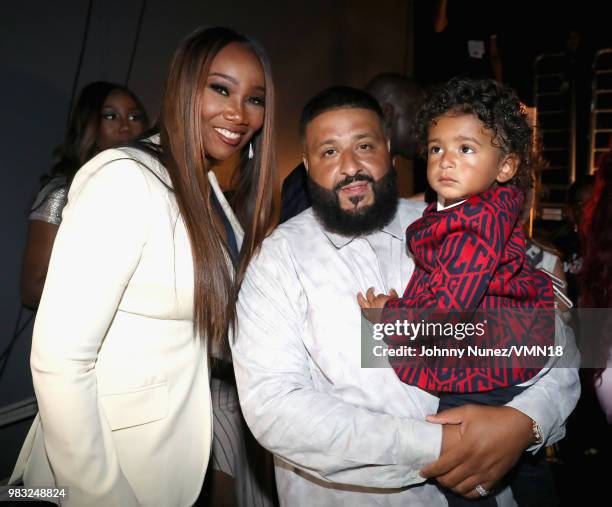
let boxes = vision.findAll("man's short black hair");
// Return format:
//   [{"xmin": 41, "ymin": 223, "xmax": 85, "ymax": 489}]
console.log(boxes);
[{"xmin": 299, "ymin": 86, "xmax": 384, "ymax": 142}]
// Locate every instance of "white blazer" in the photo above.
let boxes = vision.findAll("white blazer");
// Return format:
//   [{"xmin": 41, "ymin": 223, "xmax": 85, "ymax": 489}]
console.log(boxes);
[{"xmin": 11, "ymin": 145, "xmax": 244, "ymax": 506}]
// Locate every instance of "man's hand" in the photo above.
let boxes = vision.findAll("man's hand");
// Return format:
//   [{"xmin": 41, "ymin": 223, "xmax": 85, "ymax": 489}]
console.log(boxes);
[
  {"xmin": 420, "ymin": 404, "xmax": 535, "ymax": 499},
  {"xmin": 440, "ymin": 421, "xmax": 462, "ymax": 455}
]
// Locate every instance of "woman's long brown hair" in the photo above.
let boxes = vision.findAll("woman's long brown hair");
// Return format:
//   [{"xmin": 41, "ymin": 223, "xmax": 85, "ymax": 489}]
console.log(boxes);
[{"xmin": 155, "ymin": 27, "xmax": 278, "ymax": 355}]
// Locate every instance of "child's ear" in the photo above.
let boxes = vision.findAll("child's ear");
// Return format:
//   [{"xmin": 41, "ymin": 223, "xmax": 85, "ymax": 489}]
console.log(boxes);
[{"xmin": 497, "ymin": 154, "xmax": 519, "ymax": 183}]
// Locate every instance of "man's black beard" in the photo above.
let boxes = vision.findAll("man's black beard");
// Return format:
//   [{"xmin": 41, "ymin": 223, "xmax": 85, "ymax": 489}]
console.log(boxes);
[{"xmin": 307, "ymin": 167, "xmax": 398, "ymax": 237}]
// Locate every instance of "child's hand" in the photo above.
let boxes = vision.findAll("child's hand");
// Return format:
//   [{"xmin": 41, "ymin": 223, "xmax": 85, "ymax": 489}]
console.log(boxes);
[{"xmin": 357, "ymin": 287, "xmax": 399, "ymax": 309}]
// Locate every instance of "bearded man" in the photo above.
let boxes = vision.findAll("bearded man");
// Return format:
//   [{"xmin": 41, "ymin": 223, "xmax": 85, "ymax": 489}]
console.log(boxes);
[{"xmin": 231, "ymin": 87, "xmax": 579, "ymax": 506}]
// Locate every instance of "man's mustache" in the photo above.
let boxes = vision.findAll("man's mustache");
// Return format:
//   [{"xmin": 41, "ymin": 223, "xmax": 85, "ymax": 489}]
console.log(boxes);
[{"xmin": 333, "ymin": 174, "xmax": 374, "ymax": 192}]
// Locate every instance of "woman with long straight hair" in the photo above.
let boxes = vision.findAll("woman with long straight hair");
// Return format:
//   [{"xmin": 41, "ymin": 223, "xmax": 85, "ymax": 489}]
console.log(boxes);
[{"xmin": 11, "ymin": 26, "xmax": 278, "ymax": 507}]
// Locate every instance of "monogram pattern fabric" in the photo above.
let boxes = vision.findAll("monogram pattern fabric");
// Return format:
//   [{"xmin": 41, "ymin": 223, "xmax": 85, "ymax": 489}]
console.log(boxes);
[{"xmin": 383, "ymin": 186, "xmax": 555, "ymax": 393}]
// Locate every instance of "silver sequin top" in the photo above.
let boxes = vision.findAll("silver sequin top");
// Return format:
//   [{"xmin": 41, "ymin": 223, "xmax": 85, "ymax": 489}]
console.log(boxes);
[{"xmin": 29, "ymin": 176, "xmax": 68, "ymax": 226}]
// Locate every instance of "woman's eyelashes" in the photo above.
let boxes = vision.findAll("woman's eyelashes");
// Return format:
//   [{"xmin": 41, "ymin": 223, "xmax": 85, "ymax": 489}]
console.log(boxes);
[
  {"xmin": 248, "ymin": 95, "xmax": 265, "ymax": 107},
  {"xmin": 102, "ymin": 111, "xmax": 118, "ymax": 121},
  {"xmin": 128, "ymin": 112, "xmax": 144, "ymax": 122},
  {"xmin": 210, "ymin": 83, "xmax": 229, "ymax": 96},
  {"xmin": 209, "ymin": 82, "xmax": 265, "ymax": 107},
  {"xmin": 101, "ymin": 110, "xmax": 144, "ymax": 122}
]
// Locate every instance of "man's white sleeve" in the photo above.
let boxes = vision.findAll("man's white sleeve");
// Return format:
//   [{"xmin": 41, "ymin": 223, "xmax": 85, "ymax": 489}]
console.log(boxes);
[
  {"xmin": 506, "ymin": 316, "xmax": 581, "ymax": 452},
  {"xmin": 231, "ymin": 238, "xmax": 441, "ymax": 489}
]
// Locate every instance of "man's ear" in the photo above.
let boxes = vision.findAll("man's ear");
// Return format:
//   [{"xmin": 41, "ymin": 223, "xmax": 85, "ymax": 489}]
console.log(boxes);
[
  {"xmin": 497, "ymin": 154, "xmax": 519, "ymax": 183},
  {"xmin": 302, "ymin": 156, "xmax": 309, "ymax": 171},
  {"xmin": 381, "ymin": 101, "xmax": 395, "ymax": 119},
  {"xmin": 382, "ymin": 102, "xmax": 395, "ymax": 130}
]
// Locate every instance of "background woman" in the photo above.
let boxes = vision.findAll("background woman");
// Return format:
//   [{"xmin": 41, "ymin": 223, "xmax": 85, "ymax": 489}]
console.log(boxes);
[
  {"xmin": 11, "ymin": 26, "xmax": 277, "ymax": 507},
  {"xmin": 21, "ymin": 81, "xmax": 149, "ymax": 309},
  {"xmin": 579, "ymin": 151, "xmax": 612, "ymax": 422}
]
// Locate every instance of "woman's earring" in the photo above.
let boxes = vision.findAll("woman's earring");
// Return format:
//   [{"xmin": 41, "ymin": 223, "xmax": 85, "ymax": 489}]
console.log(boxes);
[{"xmin": 248, "ymin": 142, "xmax": 254, "ymax": 160}]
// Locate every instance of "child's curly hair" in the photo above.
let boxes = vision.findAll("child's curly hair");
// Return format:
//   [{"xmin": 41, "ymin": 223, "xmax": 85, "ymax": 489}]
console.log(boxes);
[{"xmin": 416, "ymin": 77, "xmax": 544, "ymax": 195}]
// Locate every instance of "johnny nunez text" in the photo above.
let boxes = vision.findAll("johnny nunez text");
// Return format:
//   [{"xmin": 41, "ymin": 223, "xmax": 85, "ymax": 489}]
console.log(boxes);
[{"xmin": 372, "ymin": 345, "xmax": 564, "ymax": 358}]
